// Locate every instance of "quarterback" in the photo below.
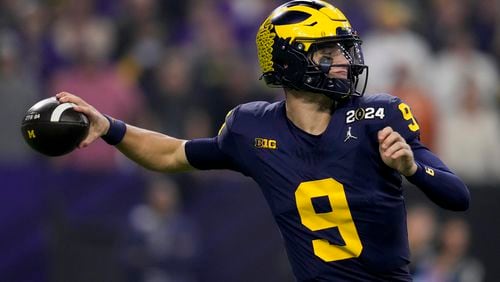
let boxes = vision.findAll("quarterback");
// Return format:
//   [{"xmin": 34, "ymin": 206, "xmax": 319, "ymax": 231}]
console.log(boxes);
[{"xmin": 56, "ymin": 1, "xmax": 469, "ymax": 281}]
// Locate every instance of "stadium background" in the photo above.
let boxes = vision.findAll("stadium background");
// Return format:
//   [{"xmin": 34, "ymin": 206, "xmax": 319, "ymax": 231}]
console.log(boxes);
[{"xmin": 0, "ymin": 0, "xmax": 498, "ymax": 281}]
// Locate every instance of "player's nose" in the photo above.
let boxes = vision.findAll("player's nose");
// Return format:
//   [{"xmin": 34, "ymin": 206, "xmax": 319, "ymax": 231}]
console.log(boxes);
[
  {"xmin": 330, "ymin": 56, "xmax": 349, "ymax": 78},
  {"xmin": 336, "ymin": 54, "xmax": 349, "ymax": 65}
]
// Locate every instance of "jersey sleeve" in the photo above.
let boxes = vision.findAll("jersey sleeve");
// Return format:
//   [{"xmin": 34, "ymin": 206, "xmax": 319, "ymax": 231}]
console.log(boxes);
[
  {"xmin": 184, "ymin": 137, "xmax": 235, "ymax": 170},
  {"xmin": 383, "ymin": 96, "xmax": 469, "ymax": 211},
  {"xmin": 386, "ymin": 96, "xmax": 421, "ymax": 142},
  {"xmin": 184, "ymin": 106, "xmax": 245, "ymax": 173},
  {"xmin": 405, "ymin": 139, "xmax": 470, "ymax": 211}
]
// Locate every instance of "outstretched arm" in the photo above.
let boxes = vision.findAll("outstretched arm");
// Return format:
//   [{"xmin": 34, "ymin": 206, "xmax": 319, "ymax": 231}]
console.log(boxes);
[{"xmin": 56, "ymin": 92, "xmax": 193, "ymax": 172}]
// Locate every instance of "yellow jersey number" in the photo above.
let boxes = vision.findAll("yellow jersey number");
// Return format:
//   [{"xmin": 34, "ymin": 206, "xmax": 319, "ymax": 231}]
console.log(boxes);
[
  {"xmin": 398, "ymin": 103, "xmax": 420, "ymax": 132},
  {"xmin": 295, "ymin": 178, "xmax": 362, "ymax": 262}
]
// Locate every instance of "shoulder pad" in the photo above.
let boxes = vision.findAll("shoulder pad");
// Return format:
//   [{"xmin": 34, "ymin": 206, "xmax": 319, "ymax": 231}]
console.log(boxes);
[
  {"xmin": 345, "ymin": 94, "xmax": 420, "ymax": 141},
  {"xmin": 220, "ymin": 101, "xmax": 283, "ymax": 135},
  {"xmin": 357, "ymin": 93, "xmax": 397, "ymax": 107}
]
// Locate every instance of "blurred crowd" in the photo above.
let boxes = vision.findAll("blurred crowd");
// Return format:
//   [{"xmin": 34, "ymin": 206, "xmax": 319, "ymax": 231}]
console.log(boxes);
[
  {"xmin": 0, "ymin": 0, "xmax": 498, "ymax": 182},
  {"xmin": 407, "ymin": 204, "xmax": 485, "ymax": 282},
  {"xmin": 0, "ymin": 0, "xmax": 498, "ymax": 281}
]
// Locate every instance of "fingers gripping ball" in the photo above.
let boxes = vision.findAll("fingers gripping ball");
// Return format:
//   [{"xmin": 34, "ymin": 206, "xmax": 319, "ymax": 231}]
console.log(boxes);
[{"xmin": 21, "ymin": 97, "xmax": 89, "ymax": 156}]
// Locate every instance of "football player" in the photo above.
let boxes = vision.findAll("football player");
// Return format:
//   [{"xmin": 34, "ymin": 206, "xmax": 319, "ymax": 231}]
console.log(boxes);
[{"xmin": 56, "ymin": 0, "xmax": 470, "ymax": 280}]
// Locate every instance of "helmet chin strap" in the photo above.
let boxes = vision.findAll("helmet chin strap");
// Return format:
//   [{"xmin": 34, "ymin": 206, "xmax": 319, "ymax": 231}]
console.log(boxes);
[{"xmin": 328, "ymin": 77, "xmax": 351, "ymax": 95}]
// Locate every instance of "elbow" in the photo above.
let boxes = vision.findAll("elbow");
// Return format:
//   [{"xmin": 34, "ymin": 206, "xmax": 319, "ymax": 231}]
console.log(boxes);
[
  {"xmin": 154, "ymin": 154, "xmax": 191, "ymax": 173},
  {"xmin": 447, "ymin": 197, "xmax": 469, "ymax": 212},
  {"xmin": 456, "ymin": 186, "xmax": 471, "ymax": 211},
  {"xmin": 444, "ymin": 184, "xmax": 471, "ymax": 212}
]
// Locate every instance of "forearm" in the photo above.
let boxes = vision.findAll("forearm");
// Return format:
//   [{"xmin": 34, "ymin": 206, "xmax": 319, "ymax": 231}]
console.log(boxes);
[
  {"xmin": 115, "ymin": 124, "xmax": 192, "ymax": 172},
  {"xmin": 55, "ymin": 92, "xmax": 194, "ymax": 172},
  {"xmin": 405, "ymin": 142, "xmax": 470, "ymax": 211},
  {"xmin": 406, "ymin": 162, "xmax": 470, "ymax": 211}
]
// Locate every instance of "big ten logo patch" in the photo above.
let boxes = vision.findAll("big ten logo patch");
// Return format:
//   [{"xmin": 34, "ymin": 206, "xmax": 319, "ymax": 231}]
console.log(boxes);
[{"xmin": 255, "ymin": 138, "xmax": 277, "ymax": 149}]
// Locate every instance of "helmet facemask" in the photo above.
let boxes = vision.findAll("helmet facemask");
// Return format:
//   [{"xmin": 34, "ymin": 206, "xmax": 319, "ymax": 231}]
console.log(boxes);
[
  {"xmin": 261, "ymin": 36, "xmax": 368, "ymax": 101},
  {"xmin": 302, "ymin": 39, "xmax": 369, "ymax": 100}
]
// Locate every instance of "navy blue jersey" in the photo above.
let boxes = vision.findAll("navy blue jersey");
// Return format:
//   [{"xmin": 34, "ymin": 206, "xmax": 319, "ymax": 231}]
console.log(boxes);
[{"xmin": 185, "ymin": 93, "xmax": 469, "ymax": 281}]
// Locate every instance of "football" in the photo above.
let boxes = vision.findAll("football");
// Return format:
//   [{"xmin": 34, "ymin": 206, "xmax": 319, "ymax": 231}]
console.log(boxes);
[{"xmin": 21, "ymin": 97, "xmax": 89, "ymax": 156}]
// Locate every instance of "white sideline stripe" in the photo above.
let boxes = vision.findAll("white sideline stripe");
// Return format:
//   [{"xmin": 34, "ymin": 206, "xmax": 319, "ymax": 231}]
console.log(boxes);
[{"xmin": 50, "ymin": 103, "xmax": 77, "ymax": 122}]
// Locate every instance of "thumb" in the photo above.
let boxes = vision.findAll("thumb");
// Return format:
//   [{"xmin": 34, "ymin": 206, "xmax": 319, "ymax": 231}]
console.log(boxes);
[{"xmin": 78, "ymin": 131, "xmax": 100, "ymax": 149}]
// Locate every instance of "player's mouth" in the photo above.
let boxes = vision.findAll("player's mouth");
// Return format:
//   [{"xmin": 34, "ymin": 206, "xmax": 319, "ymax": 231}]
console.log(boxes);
[{"xmin": 332, "ymin": 70, "xmax": 348, "ymax": 79}]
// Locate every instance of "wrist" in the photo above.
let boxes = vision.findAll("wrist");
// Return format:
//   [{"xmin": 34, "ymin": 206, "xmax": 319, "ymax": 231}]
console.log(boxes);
[
  {"xmin": 102, "ymin": 114, "xmax": 111, "ymax": 136},
  {"xmin": 402, "ymin": 162, "xmax": 418, "ymax": 177},
  {"xmin": 101, "ymin": 114, "xmax": 126, "ymax": 145}
]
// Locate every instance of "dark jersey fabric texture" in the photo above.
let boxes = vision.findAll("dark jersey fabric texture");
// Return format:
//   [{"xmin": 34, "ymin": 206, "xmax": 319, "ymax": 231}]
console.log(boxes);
[{"xmin": 185, "ymin": 93, "xmax": 469, "ymax": 281}]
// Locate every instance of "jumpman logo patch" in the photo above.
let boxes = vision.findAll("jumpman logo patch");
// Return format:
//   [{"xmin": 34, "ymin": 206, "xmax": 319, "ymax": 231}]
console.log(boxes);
[{"xmin": 344, "ymin": 126, "xmax": 358, "ymax": 142}]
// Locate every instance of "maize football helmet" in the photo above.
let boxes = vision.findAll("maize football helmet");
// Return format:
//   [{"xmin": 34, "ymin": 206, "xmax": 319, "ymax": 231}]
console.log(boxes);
[{"xmin": 256, "ymin": 0, "xmax": 368, "ymax": 100}]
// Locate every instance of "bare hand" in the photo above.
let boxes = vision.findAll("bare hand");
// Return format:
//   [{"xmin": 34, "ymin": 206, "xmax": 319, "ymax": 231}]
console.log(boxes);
[
  {"xmin": 378, "ymin": 126, "xmax": 417, "ymax": 176},
  {"xmin": 56, "ymin": 92, "xmax": 110, "ymax": 148}
]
